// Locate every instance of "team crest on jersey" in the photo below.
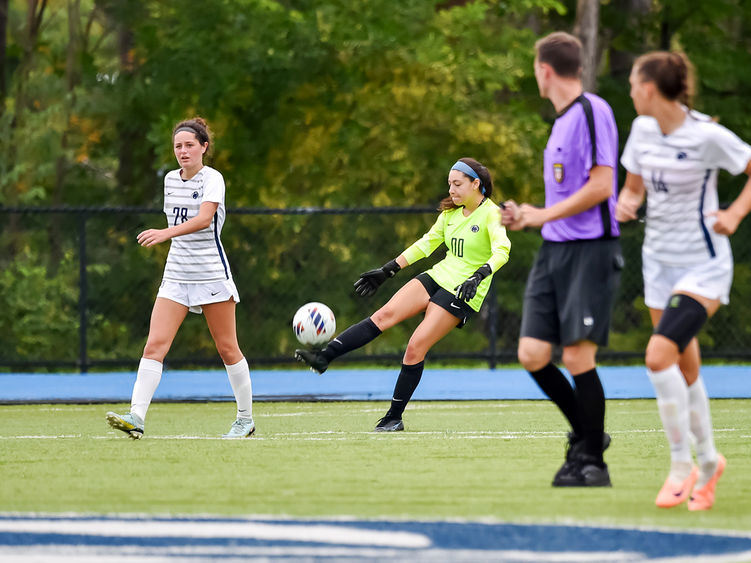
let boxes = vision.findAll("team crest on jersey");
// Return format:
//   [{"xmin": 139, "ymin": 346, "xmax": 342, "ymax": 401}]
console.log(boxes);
[
  {"xmin": 471, "ymin": 225, "xmax": 479, "ymax": 233},
  {"xmin": 192, "ymin": 191, "xmax": 199, "ymax": 199},
  {"xmin": 553, "ymin": 163, "xmax": 564, "ymax": 183}
]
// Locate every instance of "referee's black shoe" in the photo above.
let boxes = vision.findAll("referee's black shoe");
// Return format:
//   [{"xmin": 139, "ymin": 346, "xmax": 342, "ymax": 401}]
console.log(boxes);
[
  {"xmin": 374, "ymin": 411, "xmax": 404, "ymax": 432},
  {"xmin": 294, "ymin": 348, "xmax": 329, "ymax": 374},
  {"xmin": 553, "ymin": 454, "xmax": 612, "ymax": 487},
  {"xmin": 552, "ymin": 432, "xmax": 611, "ymax": 487}
]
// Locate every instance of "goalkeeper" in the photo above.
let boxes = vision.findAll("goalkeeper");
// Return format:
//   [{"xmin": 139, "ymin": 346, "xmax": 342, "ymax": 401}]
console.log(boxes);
[{"xmin": 295, "ymin": 157, "xmax": 511, "ymax": 431}]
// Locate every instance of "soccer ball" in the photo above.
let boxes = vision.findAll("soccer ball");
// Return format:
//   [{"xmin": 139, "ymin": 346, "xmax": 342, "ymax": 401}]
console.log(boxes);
[{"xmin": 292, "ymin": 302, "xmax": 336, "ymax": 348}]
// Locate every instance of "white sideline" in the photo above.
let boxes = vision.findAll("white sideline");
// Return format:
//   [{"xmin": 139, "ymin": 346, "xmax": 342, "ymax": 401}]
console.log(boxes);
[{"xmin": 0, "ymin": 518, "xmax": 430, "ymax": 548}]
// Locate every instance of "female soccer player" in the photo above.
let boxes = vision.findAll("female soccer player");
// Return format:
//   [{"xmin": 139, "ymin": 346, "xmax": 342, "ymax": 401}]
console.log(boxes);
[
  {"xmin": 617, "ymin": 52, "xmax": 751, "ymax": 510},
  {"xmin": 106, "ymin": 117, "xmax": 254, "ymax": 439},
  {"xmin": 295, "ymin": 158, "xmax": 511, "ymax": 431}
]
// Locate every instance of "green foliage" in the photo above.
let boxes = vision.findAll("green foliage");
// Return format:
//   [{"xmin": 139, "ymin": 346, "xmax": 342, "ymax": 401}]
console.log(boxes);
[
  {"xmin": 4, "ymin": 0, "xmax": 751, "ymax": 367},
  {"xmin": 0, "ymin": 248, "xmax": 79, "ymax": 361}
]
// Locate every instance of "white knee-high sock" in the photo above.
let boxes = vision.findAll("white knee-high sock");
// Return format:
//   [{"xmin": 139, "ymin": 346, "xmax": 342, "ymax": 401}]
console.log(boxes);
[
  {"xmin": 130, "ymin": 358, "xmax": 163, "ymax": 421},
  {"xmin": 648, "ymin": 364, "xmax": 692, "ymax": 480},
  {"xmin": 226, "ymin": 357, "xmax": 253, "ymax": 419},
  {"xmin": 688, "ymin": 376, "xmax": 718, "ymax": 487}
]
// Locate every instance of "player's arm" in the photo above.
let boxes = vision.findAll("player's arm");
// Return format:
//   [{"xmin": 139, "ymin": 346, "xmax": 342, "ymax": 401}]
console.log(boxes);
[
  {"xmin": 137, "ymin": 201, "xmax": 219, "ymax": 247},
  {"xmin": 513, "ymin": 165, "xmax": 614, "ymax": 229},
  {"xmin": 615, "ymin": 172, "xmax": 646, "ymax": 223},
  {"xmin": 713, "ymin": 159, "xmax": 751, "ymax": 235},
  {"xmin": 354, "ymin": 213, "xmax": 446, "ymax": 297}
]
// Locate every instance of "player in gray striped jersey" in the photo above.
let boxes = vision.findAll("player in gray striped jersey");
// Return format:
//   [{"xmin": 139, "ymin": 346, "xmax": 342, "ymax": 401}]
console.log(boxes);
[
  {"xmin": 106, "ymin": 117, "xmax": 254, "ymax": 440},
  {"xmin": 617, "ymin": 52, "xmax": 751, "ymax": 510}
]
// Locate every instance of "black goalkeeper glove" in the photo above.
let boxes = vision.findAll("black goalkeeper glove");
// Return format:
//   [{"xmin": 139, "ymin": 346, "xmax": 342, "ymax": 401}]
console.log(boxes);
[
  {"xmin": 454, "ymin": 264, "xmax": 492, "ymax": 302},
  {"xmin": 354, "ymin": 259, "xmax": 401, "ymax": 297}
]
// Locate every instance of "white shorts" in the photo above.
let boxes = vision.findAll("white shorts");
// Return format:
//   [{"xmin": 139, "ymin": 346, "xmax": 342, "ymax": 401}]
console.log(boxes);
[
  {"xmin": 642, "ymin": 251, "xmax": 732, "ymax": 310},
  {"xmin": 157, "ymin": 279, "xmax": 240, "ymax": 314}
]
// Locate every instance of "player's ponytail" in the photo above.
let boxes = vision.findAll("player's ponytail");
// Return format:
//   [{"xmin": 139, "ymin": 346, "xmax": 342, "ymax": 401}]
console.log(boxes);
[{"xmin": 634, "ymin": 51, "xmax": 695, "ymax": 108}]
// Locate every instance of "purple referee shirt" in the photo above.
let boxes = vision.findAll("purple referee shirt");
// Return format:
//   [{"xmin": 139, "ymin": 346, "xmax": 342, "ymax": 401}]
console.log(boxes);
[{"xmin": 541, "ymin": 92, "xmax": 620, "ymax": 242}]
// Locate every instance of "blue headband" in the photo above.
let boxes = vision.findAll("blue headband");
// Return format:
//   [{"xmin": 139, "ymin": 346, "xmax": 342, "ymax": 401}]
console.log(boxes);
[{"xmin": 451, "ymin": 161, "xmax": 486, "ymax": 194}]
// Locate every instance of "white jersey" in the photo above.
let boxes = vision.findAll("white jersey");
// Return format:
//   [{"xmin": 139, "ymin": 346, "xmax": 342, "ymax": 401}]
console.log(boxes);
[
  {"xmin": 162, "ymin": 166, "xmax": 232, "ymax": 283},
  {"xmin": 621, "ymin": 111, "xmax": 751, "ymax": 265}
]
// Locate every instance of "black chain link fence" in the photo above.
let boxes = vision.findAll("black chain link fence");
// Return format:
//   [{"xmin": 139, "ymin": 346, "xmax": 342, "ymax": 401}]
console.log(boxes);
[{"xmin": 3, "ymin": 206, "xmax": 751, "ymax": 372}]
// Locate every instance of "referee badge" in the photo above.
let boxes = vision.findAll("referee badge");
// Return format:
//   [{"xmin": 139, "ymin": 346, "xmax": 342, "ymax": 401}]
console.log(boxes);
[{"xmin": 553, "ymin": 163, "xmax": 564, "ymax": 183}]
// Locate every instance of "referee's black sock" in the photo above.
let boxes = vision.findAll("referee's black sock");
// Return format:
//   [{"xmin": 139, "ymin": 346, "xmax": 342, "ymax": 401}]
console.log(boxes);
[
  {"xmin": 321, "ymin": 317, "xmax": 382, "ymax": 362},
  {"xmin": 529, "ymin": 363, "xmax": 581, "ymax": 435},
  {"xmin": 389, "ymin": 361, "xmax": 425, "ymax": 418},
  {"xmin": 573, "ymin": 368, "xmax": 606, "ymax": 462}
]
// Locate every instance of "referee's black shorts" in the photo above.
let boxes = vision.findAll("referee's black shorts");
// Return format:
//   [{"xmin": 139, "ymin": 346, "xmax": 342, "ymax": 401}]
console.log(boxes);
[{"xmin": 520, "ymin": 238, "xmax": 623, "ymax": 347}]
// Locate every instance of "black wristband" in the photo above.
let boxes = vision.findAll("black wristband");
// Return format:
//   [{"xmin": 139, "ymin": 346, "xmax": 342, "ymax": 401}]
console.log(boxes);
[
  {"xmin": 473, "ymin": 264, "xmax": 492, "ymax": 281},
  {"xmin": 383, "ymin": 259, "xmax": 401, "ymax": 278}
]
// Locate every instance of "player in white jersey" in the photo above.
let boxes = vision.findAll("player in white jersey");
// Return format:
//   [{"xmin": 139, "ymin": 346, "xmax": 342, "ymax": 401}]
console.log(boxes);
[
  {"xmin": 106, "ymin": 117, "xmax": 254, "ymax": 440},
  {"xmin": 617, "ymin": 52, "xmax": 751, "ymax": 510}
]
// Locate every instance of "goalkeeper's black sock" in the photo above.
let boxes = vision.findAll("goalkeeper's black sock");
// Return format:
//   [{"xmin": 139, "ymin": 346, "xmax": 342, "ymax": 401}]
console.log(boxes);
[
  {"xmin": 529, "ymin": 363, "xmax": 581, "ymax": 435},
  {"xmin": 321, "ymin": 317, "xmax": 382, "ymax": 362},
  {"xmin": 389, "ymin": 361, "xmax": 425, "ymax": 418}
]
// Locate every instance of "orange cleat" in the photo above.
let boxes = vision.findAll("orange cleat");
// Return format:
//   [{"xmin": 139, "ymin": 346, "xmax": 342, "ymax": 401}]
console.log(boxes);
[
  {"xmin": 688, "ymin": 454, "xmax": 726, "ymax": 511},
  {"xmin": 655, "ymin": 466, "xmax": 699, "ymax": 508}
]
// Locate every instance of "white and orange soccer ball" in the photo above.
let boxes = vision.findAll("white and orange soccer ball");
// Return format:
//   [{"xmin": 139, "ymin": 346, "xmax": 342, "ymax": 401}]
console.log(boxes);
[{"xmin": 292, "ymin": 302, "xmax": 336, "ymax": 348}]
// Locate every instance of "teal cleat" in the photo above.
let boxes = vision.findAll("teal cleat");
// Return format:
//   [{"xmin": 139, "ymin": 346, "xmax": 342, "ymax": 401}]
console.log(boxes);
[
  {"xmin": 222, "ymin": 417, "xmax": 256, "ymax": 439},
  {"xmin": 106, "ymin": 411, "xmax": 144, "ymax": 439}
]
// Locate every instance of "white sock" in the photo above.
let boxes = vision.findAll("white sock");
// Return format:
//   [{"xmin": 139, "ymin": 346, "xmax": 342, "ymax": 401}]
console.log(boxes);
[
  {"xmin": 648, "ymin": 364, "xmax": 692, "ymax": 481},
  {"xmin": 130, "ymin": 358, "xmax": 163, "ymax": 421},
  {"xmin": 226, "ymin": 357, "xmax": 253, "ymax": 420},
  {"xmin": 688, "ymin": 376, "xmax": 718, "ymax": 487}
]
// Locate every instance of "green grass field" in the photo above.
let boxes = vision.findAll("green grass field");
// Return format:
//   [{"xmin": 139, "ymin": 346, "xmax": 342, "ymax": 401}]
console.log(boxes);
[{"xmin": 1, "ymin": 399, "xmax": 749, "ymax": 532}]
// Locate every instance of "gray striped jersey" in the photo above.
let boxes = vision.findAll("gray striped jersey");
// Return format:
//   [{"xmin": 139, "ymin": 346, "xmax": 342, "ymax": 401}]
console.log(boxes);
[
  {"xmin": 621, "ymin": 111, "xmax": 751, "ymax": 265},
  {"xmin": 162, "ymin": 166, "xmax": 232, "ymax": 283}
]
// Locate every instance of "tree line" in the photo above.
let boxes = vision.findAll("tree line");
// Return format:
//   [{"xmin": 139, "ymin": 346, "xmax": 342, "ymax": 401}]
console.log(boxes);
[{"xmin": 2, "ymin": 0, "xmax": 751, "ymax": 367}]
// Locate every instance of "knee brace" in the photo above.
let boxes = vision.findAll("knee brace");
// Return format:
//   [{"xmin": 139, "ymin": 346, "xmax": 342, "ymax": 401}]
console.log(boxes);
[{"xmin": 655, "ymin": 294, "xmax": 708, "ymax": 352}]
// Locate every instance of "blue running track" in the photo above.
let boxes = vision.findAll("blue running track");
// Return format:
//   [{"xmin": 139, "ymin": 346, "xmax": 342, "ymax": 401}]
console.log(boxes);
[{"xmin": 1, "ymin": 365, "xmax": 750, "ymax": 402}]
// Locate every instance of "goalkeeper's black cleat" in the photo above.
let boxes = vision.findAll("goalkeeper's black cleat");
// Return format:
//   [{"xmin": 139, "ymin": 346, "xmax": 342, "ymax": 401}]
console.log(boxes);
[
  {"xmin": 294, "ymin": 348, "xmax": 329, "ymax": 374},
  {"xmin": 374, "ymin": 411, "xmax": 404, "ymax": 432}
]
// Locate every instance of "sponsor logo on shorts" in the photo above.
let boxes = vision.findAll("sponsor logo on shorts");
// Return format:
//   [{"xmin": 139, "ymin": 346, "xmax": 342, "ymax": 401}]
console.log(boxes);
[
  {"xmin": 583, "ymin": 316, "xmax": 594, "ymax": 327},
  {"xmin": 450, "ymin": 303, "xmax": 461, "ymax": 309},
  {"xmin": 211, "ymin": 291, "xmax": 220, "ymax": 296}
]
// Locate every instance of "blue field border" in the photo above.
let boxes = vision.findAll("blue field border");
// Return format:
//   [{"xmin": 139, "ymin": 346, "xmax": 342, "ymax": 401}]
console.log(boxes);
[
  {"xmin": 1, "ymin": 514, "xmax": 751, "ymax": 561},
  {"xmin": 1, "ymin": 365, "xmax": 750, "ymax": 403}
]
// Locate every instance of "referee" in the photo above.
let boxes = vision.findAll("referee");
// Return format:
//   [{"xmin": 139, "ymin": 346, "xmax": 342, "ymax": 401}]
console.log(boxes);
[{"xmin": 501, "ymin": 32, "xmax": 622, "ymax": 487}]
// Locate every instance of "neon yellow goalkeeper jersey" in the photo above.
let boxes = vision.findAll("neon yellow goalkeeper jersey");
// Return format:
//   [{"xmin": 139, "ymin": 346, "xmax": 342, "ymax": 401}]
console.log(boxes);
[{"xmin": 401, "ymin": 198, "xmax": 511, "ymax": 311}]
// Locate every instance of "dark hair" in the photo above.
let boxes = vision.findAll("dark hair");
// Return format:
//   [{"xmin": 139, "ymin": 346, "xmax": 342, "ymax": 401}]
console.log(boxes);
[
  {"xmin": 535, "ymin": 32, "xmax": 582, "ymax": 79},
  {"xmin": 172, "ymin": 117, "xmax": 212, "ymax": 153},
  {"xmin": 634, "ymin": 51, "xmax": 695, "ymax": 107},
  {"xmin": 439, "ymin": 157, "xmax": 494, "ymax": 211}
]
